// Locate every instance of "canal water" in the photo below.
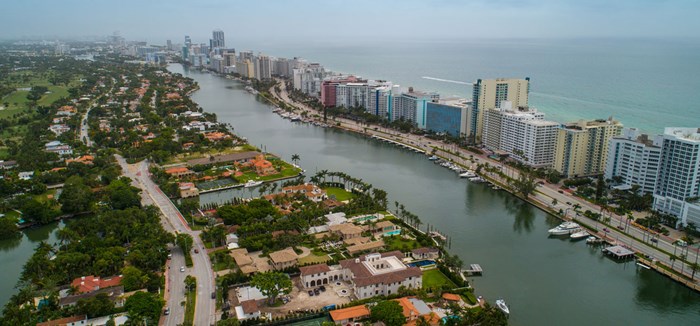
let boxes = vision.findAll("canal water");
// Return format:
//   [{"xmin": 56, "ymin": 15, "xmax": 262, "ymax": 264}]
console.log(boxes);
[
  {"xmin": 0, "ymin": 222, "xmax": 61, "ymax": 309},
  {"xmin": 170, "ymin": 65, "xmax": 700, "ymax": 325}
]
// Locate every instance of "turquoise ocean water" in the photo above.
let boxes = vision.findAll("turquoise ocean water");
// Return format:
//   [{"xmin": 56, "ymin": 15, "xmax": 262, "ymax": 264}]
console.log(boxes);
[{"xmin": 243, "ymin": 38, "xmax": 700, "ymax": 133}]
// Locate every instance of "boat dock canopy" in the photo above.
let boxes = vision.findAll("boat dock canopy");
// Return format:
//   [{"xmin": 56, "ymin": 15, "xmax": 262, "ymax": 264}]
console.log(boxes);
[
  {"xmin": 464, "ymin": 264, "xmax": 483, "ymax": 275},
  {"xmin": 603, "ymin": 245, "xmax": 635, "ymax": 259}
]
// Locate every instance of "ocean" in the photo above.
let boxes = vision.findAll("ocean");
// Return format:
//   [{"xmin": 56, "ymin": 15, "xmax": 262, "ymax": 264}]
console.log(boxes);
[{"xmin": 238, "ymin": 38, "xmax": 700, "ymax": 133}]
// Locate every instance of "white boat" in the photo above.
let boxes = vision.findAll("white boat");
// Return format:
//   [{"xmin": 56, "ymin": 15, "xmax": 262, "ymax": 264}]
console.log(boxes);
[
  {"xmin": 636, "ymin": 262, "xmax": 651, "ymax": 270},
  {"xmin": 244, "ymin": 180, "xmax": 263, "ymax": 188},
  {"xmin": 548, "ymin": 221, "xmax": 581, "ymax": 235},
  {"xmin": 495, "ymin": 299, "xmax": 509, "ymax": 314},
  {"xmin": 460, "ymin": 171, "xmax": 477, "ymax": 178},
  {"xmin": 570, "ymin": 230, "xmax": 589, "ymax": 240},
  {"xmin": 586, "ymin": 236, "xmax": 599, "ymax": 244}
]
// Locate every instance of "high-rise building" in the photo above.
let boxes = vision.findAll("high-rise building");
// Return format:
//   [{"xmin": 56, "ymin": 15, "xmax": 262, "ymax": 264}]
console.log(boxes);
[
  {"xmin": 166, "ymin": 40, "xmax": 172, "ymax": 51},
  {"xmin": 335, "ymin": 83, "xmax": 371, "ymax": 109},
  {"xmin": 391, "ymin": 88, "xmax": 439, "ymax": 126},
  {"xmin": 211, "ymin": 29, "xmax": 225, "ymax": 49},
  {"xmin": 471, "ymin": 78, "xmax": 530, "ymax": 143},
  {"xmin": 367, "ymin": 83, "xmax": 398, "ymax": 119},
  {"xmin": 425, "ymin": 99, "xmax": 470, "ymax": 138},
  {"xmin": 293, "ymin": 63, "xmax": 326, "ymax": 97},
  {"xmin": 604, "ymin": 128, "xmax": 663, "ymax": 194},
  {"xmin": 653, "ymin": 128, "xmax": 700, "ymax": 227},
  {"xmin": 554, "ymin": 118, "xmax": 623, "ymax": 177},
  {"xmin": 256, "ymin": 54, "xmax": 272, "ymax": 80},
  {"xmin": 184, "ymin": 35, "xmax": 191, "ymax": 48},
  {"xmin": 483, "ymin": 102, "xmax": 559, "ymax": 168}
]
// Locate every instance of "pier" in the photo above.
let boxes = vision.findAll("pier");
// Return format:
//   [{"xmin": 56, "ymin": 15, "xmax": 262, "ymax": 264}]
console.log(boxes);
[
  {"xmin": 463, "ymin": 264, "xmax": 483, "ymax": 276},
  {"xmin": 602, "ymin": 245, "xmax": 635, "ymax": 260}
]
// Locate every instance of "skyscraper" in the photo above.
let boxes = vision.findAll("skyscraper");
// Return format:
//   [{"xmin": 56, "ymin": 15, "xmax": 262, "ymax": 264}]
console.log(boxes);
[
  {"xmin": 653, "ymin": 127, "xmax": 700, "ymax": 227},
  {"xmin": 184, "ymin": 35, "xmax": 191, "ymax": 48},
  {"xmin": 471, "ymin": 78, "xmax": 530, "ymax": 143},
  {"xmin": 211, "ymin": 29, "xmax": 225, "ymax": 49},
  {"xmin": 554, "ymin": 118, "xmax": 623, "ymax": 177},
  {"xmin": 604, "ymin": 128, "xmax": 663, "ymax": 194}
]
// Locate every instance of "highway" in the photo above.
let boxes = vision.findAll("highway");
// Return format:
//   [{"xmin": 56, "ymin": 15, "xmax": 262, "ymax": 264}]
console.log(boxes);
[{"xmin": 115, "ymin": 155, "xmax": 216, "ymax": 326}]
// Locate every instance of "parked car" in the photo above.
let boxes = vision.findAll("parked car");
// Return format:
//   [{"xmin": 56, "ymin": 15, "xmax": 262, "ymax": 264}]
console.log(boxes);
[
  {"xmin": 194, "ymin": 248, "xmax": 199, "ymax": 254},
  {"xmin": 211, "ymin": 292, "xmax": 216, "ymax": 299},
  {"xmin": 314, "ymin": 288, "xmax": 320, "ymax": 295},
  {"xmin": 308, "ymin": 290, "xmax": 314, "ymax": 296},
  {"xmin": 180, "ymin": 266, "xmax": 185, "ymax": 272},
  {"xmin": 164, "ymin": 307, "xmax": 170, "ymax": 315},
  {"xmin": 319, "ymin": 285, "xmax": 326, "ymax": 292}
]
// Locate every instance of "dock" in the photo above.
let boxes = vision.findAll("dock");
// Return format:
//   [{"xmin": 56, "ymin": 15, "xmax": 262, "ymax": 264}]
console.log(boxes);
[
  {"xmin": 602, "ymin": 245, "xmax": 635, "ymax": 260},
  {"xmin": 463, "ymin": 264, "xmax": 483, "ymax": 275}
]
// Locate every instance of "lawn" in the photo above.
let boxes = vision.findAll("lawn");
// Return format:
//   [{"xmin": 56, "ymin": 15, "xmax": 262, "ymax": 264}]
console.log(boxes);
[
  {"xmin": 422, "ymin": 269, "xmax": 457, "ymax": 290},
  {"xmin": 384, "ymin": 236, "xmax": 421, "ymax": 252},
  {"xmin": 209, "ymin": 249, "xmax": 237, "ymax": 271},
  {"xmin": 298, "ymin": 252, "xmax": 331, "ymax": 265},
  {"xmin": 184, "ymin": 287, "xmax": 196, "ymax": 325},
  {"xmin": 324, "ymin": 187, "xmax": 355, "ymax": 201}
]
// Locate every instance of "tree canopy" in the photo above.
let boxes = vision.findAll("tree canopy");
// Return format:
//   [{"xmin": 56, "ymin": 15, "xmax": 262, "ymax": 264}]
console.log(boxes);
[
  {"xmin": 370, "ymin": 300, "xmax": 406, "ymax": 326},
  {"xmin": 249, "ymin": 271, "xmax": 292, "ymax": 305}
]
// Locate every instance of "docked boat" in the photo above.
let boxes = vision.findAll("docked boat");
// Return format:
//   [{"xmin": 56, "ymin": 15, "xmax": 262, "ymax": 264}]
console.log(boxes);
[
  {"xmin": 548, "ymin": 221, "xmax": 581, "ymax": 235},
  {"xmin": 570, "ymin": 230, "xmax": 589, "ymax": 240},
  {"xmin": 428, "ymin": 155, "xmax": 438, "ymax": 161},
  {"xmin": 495, "ymin": 299, "xmax": 510, "ymax": 315},
  {"xmin": 636, "ymin": 262, "xmax": 651, "ymax": 270},
  {"xmin": 244, "ymin": 180, "xmax": 263, "ymax": 188}
]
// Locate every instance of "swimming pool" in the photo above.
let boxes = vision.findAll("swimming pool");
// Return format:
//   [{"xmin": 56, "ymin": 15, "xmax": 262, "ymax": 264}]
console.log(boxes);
[
  {"xmin": 383, "ymin": 229, "xmax": 402, "ymax": 236},
  {"xmin": 353, "ymin": 215, "xmax": 379, "ymax": 223},
  {"xmin": 408, "ymin": 260, "xmax": 436, "ymax": 267}
]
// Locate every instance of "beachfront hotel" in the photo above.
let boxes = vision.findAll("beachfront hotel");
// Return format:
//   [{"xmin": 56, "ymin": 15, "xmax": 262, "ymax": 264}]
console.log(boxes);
[
  {"xmin": 471, "ymin": 78, "xmax": 530, "ymax": 143},
  {"xmin": 553, "ymin": 118, "xmax": 623, "ymax": 178},
  {"xmin": 604, "ymin": 128, "xmax": 663, "ymax": 194},
  {"xmin": 653, "ymin": 127, "xmax": 700, "ymax": 227}
]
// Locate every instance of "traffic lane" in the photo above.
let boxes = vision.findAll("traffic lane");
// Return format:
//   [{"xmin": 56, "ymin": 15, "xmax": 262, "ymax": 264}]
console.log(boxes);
[{"xmin": 165, "ymin": 247, "xmax": 186, "ymax": 326}]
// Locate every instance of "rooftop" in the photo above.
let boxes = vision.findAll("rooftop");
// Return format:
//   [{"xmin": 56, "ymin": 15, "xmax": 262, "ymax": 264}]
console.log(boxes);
[
  {"xmin": 664, "ymin": 127, "xmax": 700, "ymax": 142},
  {"xmin": 269, "ymin": 247, "xmax": 298, "ymax": 263},
  {"xmin": 329, "ymin": 304, "xmax": 370, "ymax": 321},
  {"xmin": 299, "ymin": 263, "xmax": 331, "ymax": 275}
]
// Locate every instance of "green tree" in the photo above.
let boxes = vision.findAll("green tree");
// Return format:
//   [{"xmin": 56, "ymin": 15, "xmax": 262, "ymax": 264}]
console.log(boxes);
[
  {"xmin": 291, "ymin": 153, "xmax": 300, "ymax": 166},
  {"xmin": 370, "ymin": 300, "xmax": 406, "ymax": 326},
  {"xmin": 124, "ymin": 291, "xmax": 164, "ymax": 326},
  {"xmin": 21, "ymin": 198, "xmax": 55, "ymax": 225},
  {"xmin": 0, "ymin": 216, "xmax": 20, "ymax": 239},
  {"xmin": 58, "ymin": 175, "xmax": 93, "ymax": 214},
  {"xmin": 184, "ymin": 275, "xmax": 197, "ymax": 293},
  {"xmin": 107, "ymin": 177, "xmax": 141, "ymax": 210},
  {"xmin": 249, "ymin": 271, "xmax": 292, "ymax": 305},
  {"xmin": 76, "ymin": 293, "xmax": 115, "ymax": 318},
  {"xmin": 121, "ymin": 266, "xmax": 149, "ymax": 292},
  {"xmin": 512, "ymin": 170, "xmax": 537, "ymax": 198},
  {"xmin": 176, "ymin": 233, "xmax": 194, "ymax": 253}
]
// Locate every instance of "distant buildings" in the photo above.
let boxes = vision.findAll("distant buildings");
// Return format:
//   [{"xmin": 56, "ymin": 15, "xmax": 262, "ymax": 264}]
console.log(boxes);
[
  {"xmin": 554, "ymin": 118, "xmax": 623, "ymax": 177},
  {"xmin": 471, "ymin": 78, "xmax": 530, "ymax": 142},
  {"xmin": 604, "ymin": 128, "xmax": 663, "ymax": 193},
  {"xmin": 391, "ymin": 88, "xmax": 439, "ymax": 127},
  {"xmin": 293, "ymin": 63, "xmax": 326, "ymax": 96},
  {"xmin": 210, "ymin": 29, "xmax": 225, "ymax": 49},
  {"xmin": 653, "ymin": 127, "xmax": 700, "ymax": 227}
]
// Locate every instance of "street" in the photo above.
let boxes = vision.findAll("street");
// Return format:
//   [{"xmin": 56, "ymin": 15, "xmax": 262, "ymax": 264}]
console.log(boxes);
[{"xmin": 115, "ymin": 155, "xmax": 216, "ymax": 326}]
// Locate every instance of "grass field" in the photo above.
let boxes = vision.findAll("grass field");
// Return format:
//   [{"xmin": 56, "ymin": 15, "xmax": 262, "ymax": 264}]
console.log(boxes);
[
  {"xmin": 324, "ymin": 187, "xmax": 355, "ymax": 201},
  {"xmin": 298, "ymin": 252, "xmax": 331, "ymax": 265},
  {"xmin": 384, "ymin": 236, "xmax": 421, "ymax": 252},
  {"xmin": 422, "ymin": 269, "xmax": 457, "ymax": 290}
]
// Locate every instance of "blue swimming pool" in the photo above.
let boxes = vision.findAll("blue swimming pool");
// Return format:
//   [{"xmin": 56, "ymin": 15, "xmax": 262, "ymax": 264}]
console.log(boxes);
[
  {"xmin": 383, "ymin": 229, "xmax": 402, "ymax": 236},
  {"xmin": 408, "ymin": 260, "xmax": 436, "ymax": 267}
]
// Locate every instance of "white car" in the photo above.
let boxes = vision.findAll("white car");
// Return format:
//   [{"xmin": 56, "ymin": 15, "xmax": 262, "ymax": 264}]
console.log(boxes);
[{"xmin": 180, "ymin": 266, "xmax": 185, "ymax": 272}]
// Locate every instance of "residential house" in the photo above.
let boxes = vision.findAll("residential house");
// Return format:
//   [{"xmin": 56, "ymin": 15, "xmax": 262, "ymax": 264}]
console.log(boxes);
[
  {"xmin": 329, "ymin": 223, "xmax": 363, "ymax": 240},
  {"xmin": 411, "ymin": 247, "xmax": 440, "ymax": 260},
  {"xmin": 252, "ymin": 155, "xmax": 277, "ymax": 176},
  {"xmin": 281, "ymin": 183, "xmax": 327, "ymax": 202},
  {"xmin": 395, "ymin": 297, "xmax": 437, "ymax": 324},
  {"xmin": 71, "ymin": 275, "xmax": 123, "ymax": 293},
  {"xmin": 59, "ymin": 286, "xmax": 125, "ymax": 308},
  {"xmin": 66, "ymin": 155, "xmax": 94, "ymax": 165},
  {"xmin": 230, "ymin": 248, "xmax": 257, "ymax": 274},
  {"xmin": 204, "ymin": 131, "xmax": 230, "ymax": 142},
  {"xmin": 37, "ymin": 315, "xmax": 87, "ymax": 326},
  {"xmin": 179, "ymin": 182, "xmax": 199, "ymax": 198},
  {"xmin": 300, "ymin": 263, "xmax": 345, "ymax": 288},
  {"xmin": 18, "ymin": 171, "xmax": 34, "ymax": 180},
  {"xmin": 45, "ymin": 141, "xmax": 73, "ymax": 156},
  {"xmin": 48, "ymin": 124, "xmax": 71, "ymax": 135},
  {"xmin": 268, "ymin": 247, "xmax": 298, "ymax": 270},
  {"xmin": 370, "ymin": 221, "xmax": 398, "ymax": 234},
  {"xmin": 0, "ymin": 160, "xmax": 17, "ymax": 170},
  {"xmin": 235, "ymin": 300, "xmax": 261, "ymax": 321},
  {"xmin": 187, "ymin": 151, "xmax": 260, "ymax": 166},
  {"xmin": 329, "ymin": 305, "xmax": 370, "ymax": 325},
  {"xmin": 339, "ymin": 251, "xmax": 422, "ymax": 299},
  {"xmin": 346, "ymin": 240, "xmax": 385, "ymax": 255},
  {"xmin": 56, "ymin": 105, "xmax": 77, "ymax": 116},
  {"xmin": 165, "ymin": 166, "xmax": 195, "ymax": 178}
]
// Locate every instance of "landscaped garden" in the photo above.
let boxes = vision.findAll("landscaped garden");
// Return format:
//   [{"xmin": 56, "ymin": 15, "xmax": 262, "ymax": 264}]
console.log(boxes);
[{"xmin": 422, "ymin": 268, "xmax": 457, "ymax": 290}]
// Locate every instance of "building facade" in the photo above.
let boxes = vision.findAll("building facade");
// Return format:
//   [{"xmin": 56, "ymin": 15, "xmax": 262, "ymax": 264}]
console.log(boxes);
[
  {"xmin": 604, "ymin": 128, "xmax": 663, "ymax": 194},
  {"xmin": 554, "ymin": 118, "xmax": 623, "ymax": 177},
  {"xmin": 424, "ymin": 101, "xmax": 468, "ymax": 137},
  {"xmin": 471, "ymin": 78, "xmax": 530, "ymax": 143},
  {"xmin": 653, "ymin": 128, "xmax": 700, "ymax": 227}
]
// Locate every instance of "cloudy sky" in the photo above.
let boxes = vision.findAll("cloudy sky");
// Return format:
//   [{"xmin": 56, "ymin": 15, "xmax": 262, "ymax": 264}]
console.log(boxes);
[{"xmin": 3, "ymin": 0, "xmax": 699, "ymax": 45}]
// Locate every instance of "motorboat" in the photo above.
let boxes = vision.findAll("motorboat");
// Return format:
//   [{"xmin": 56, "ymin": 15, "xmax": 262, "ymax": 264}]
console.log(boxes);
[
  {"xmin": 548, "ymin": 221, "xmax": 581, "ymax": 235},
  {"xmin": 586, "ymin": 236, "xmax": 599, "ymax": 244},
  {"xmin": 244, "ymin": 180, "xmax": 263, "ymax": 188},
  {"xmin": 428, "ymin": 155, "xmax": 438, "ymax": 161},
  {"xmin": 636, "ymin": 262, "xmax": 651, "ymax": 270},
  {"xmin": 570, "ymin": 230, "xmax": 589, "ymax": 240},
  {"xmin": 495, "ymin": 299, "xmax": 509, "ymax": 314}
]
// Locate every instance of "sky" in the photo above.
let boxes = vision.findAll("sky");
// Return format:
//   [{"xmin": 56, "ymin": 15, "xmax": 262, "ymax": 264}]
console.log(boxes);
[{"xmin": 2, "ymin": 0, "xmax": 699, "ymax": 46}]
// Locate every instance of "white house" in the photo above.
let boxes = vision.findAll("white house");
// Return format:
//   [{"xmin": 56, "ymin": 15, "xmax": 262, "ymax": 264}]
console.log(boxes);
[{"xmin": 235, "ymin": 300, "xmax": 261, "ymax": 320}]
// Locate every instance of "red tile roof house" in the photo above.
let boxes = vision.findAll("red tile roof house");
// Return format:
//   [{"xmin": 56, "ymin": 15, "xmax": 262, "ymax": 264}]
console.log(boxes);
[{"xmin": 71, "ymin": 275, "xmax": 123, "ymax": 293}]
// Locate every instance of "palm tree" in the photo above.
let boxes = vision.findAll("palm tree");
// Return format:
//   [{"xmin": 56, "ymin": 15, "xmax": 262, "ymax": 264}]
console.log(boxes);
[
  {"xmin": 670, "ymin": 254, "xmax": 677, "ymax": 269},
  {"xmin": 690, "ymin": 263, "xmax": 700, "ymax": 280},
  {"xmin": 291, "ymin": 154, "xmax": 300, "ymax": 166}
]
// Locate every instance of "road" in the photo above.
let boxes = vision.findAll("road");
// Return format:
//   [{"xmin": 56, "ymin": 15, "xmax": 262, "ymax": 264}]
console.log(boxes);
[
  {"xmin": 115, "ymin": 155, "xmax": 216, "ymax": 326},
  {"xmin": 271, "ymin": 80, "xmax": 700, "ymax": 280},
  {"xmin": 80, "ymin": 106, "xmax": 93, "ymax": 147}
]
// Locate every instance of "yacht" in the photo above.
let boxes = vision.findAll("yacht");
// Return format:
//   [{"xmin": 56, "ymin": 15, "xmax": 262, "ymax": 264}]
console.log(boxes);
[
  {"xmin": 570, "ymin": 230, "xmax": 589, "ymax": 240},
  {"xmin": 460, "ymin": 171, "xmax": 477, "ymax": 178},
  {"xmin": 495, "ymin": 299, "xmax": 510, "ymax": 315},
  {"xmin": 548, "ymin": 221, "xmax": 581, "ymax": 235},
  {"xmin": 244, "ymin": 180, "xmax": 263, "ymax": 188}
]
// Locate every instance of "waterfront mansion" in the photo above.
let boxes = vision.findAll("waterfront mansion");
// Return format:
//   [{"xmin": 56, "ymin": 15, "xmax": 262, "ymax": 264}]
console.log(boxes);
[{"xmin": 299, "ymin": 251, "xmax": 422, "ymax": 299}]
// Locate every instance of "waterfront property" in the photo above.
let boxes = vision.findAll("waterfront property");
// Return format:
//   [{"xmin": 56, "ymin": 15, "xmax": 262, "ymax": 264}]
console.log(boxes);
[
  {"xmin": 604, "ymin": 128, "xmax": 662, "ymax": 194},
  {"xmin": 554, "ymin": 118, "xmax": 623, "ymax": 178},
  {"xmin": 340, "ymin": 251, "xmax": 422, "ymax": 299},
  {"xmin": 329, "ymin": 305, "xmax": 370, "ymax": 325}
]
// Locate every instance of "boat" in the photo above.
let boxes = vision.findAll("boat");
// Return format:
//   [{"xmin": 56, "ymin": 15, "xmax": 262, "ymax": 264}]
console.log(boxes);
[
  {"xmin": 570, "ymin": 230, "xmax": 589, "ymax": 240},
  {"xmin": 586, "ymin": 236, "xmax": 599, "ymax": 244},
  {"xmin": 244, "ymin": 180, "xmax": 263, "ymax": 188},
  {"xmin": 495, "ymin": 299, "xmax": 510, "ymax": 314},
  {"xmin": 636, "ymin": 262, "xmax": 651, "ymax": 270},
  {"xmin": 548, "ymin": 221, "xmax": 581, "ymax": 235},
  {"xmin": 460, "ymin": 170, "xmax": 476, "ymax": 178}
]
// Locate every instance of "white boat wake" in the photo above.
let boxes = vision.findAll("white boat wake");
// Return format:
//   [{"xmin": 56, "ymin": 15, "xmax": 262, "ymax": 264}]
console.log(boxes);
[{"xmin": 422, "ymin": 76, "xmax": 472, "ymax": 85}]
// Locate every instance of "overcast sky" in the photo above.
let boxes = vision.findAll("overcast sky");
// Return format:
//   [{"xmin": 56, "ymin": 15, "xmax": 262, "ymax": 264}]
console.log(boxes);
[{"xmin": 3, "ymin": 0, "xmax": 699, "ymax": 45}]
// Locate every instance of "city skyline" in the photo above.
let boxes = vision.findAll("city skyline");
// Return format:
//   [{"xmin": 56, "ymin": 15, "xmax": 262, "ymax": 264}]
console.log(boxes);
[{"xmin": 3, "ymin": 0, "xmax": 700, "ymax": 45}]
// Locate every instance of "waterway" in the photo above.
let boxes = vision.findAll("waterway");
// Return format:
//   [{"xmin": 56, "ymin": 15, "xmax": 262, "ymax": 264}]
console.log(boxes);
[
  {"xmin": 182, "ymin": 64, "xmax": 700, "ymax": 325},
  {"xmin": 0, "ymin": 222, "xmax": 62, "ymax": 309}
]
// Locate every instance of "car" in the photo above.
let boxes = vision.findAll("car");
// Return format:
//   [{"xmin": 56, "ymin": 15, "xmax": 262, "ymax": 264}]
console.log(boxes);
[
  {"xmin": 307, "ymin": 290, "xmax": 314, "ymax": 296},
  {"xmin": 211, "ymin": 292, "xmax": 216, "ymax": 299},
  {"xmin": 617, "ymin": 225, "xmax": 625, "ymax": 230},
  {"xmin": 566, "ymin": 202, "xmax": 572, "ymax": 205},
  {"xmin": 558, "ymin": 190, "xmax": 564, "ymax": 194},
  {"xmin": 319, "ymin": 285, "xmax": 326, "ymax": 292},
  {"xmin": 313, "ymin": 288, "xmax": 320, "ymax": 295},
  {"xmin": 194, "ymin": 249, "xmax": 199, "ymax": 254},
  {"xmin": 167, "ymin": 253, "xmax": 172, "ymax": 259},
  {"xmin": 180, "ymin": 266, "xmax": 185, "ymax": 272},
  {"xmin": 650, "ymin": 238, "xmax": 658, "ymax": 243},
  {"xmin": 164, "ymin": 307, "xmax": 170, "ymax": 315}
]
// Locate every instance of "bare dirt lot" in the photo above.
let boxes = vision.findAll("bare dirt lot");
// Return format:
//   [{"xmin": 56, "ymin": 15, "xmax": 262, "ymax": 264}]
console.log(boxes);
[{"xmin": 259, "ymin": 277, "xmax": 354, "ymax": 317}]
